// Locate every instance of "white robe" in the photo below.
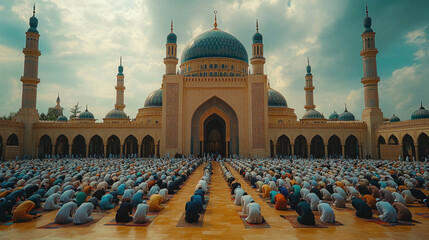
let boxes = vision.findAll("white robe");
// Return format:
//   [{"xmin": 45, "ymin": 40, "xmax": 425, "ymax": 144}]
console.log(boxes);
[
  {"xmin": 55, "ymin": 202, "xmax": 77, "ymax": 224},
  {"xmin": 133, "ymin": 203, "xmax": 150, "ymax": 223},
  {"xmin": 245, "ymin": 203, "xmax": 263, "ymax": 224},
  {"xmin": 73, "ymin": 202, "xmax": 94, "ymax": 224}
]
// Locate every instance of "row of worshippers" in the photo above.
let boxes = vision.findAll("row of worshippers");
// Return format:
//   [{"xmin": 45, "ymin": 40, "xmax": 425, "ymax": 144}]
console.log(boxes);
[
  {"xmin": 185, "ymin": 162, "xmax": 212, "ymax": 223},
  {"xmin": 0, "ymin": 158, "xmax": 201, "ymax": 223},
  {"xmin": 219, "ymin": 161, "xmax": 265, "ymax": 224},
  {"xmin": 228, "ymin": 158, "xmax": 429, "ymax": 224}
]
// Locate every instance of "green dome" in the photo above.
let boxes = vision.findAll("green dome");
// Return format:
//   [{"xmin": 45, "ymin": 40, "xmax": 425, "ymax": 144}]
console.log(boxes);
[
  {"xmin": 144, "ymin": 88, "xmax": 163, "ymax": 107},
  {"xmin": 167, "ymin": 32, "xmax": 177, "ymax": 44},
  {"xmin": 329, "ymin": 111, "xmax": 339, "ymax": 120},
  {"xmin": 56, "ymin": 115, "xmax": 68, "ymax": 122},
  {"xmin": 268, "ymin": 88, "xmax": 287, "ymax": 107},
  {"xmin": 252, "ymin": 32, "xmax": 263, "ymax": 44},
  {"xmin": 302, "ymin": 109, "xmax": 324, "ymax": 119},
  {"xmin": 390, "ymin": 114, "xmax": 400, "ymax": 122},
  {"xmin": 411, "ymin": 103, "xmax": 429, "ymax": 120},
  {"xmin": 339, "ymin": 108, "xmax": 355, "ymax": 121},
  {"xmin": 78, "ymin": 108, "xmax": 94, "ymax": 119},
  {"xmin": 181, "ymin": 29, "xmax": 248, "ymax": 64},
  {"xmin": 105, "ymin": 108, "xmax": 128, "ymax": 119}
]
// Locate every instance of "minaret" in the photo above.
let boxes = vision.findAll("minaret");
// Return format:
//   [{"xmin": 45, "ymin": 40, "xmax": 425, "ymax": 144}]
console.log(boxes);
[
  {"xmin": 115, "ymin": 56, "xmax": 126, "ymax": 110},
  {"xmin": 56, "ymin": 94, "xmax": 61, "ymax": 107},
  {"xmin": 304, "ymin": 58, "xmax": 315, "ymax": 110},
  {"xmin": 360, "ymin": 4, "xmax": 383, "ymax": 158},
  {"xmin": 251, "ymin": 20, "xmax": 265, "ymax": 75},
  {"xmin": 164, "ymin": 19, "xmax": 177, "ymax": 75},
  {"xmin": 16, "ymin": 4, "xmax": 42, "ymax": 157}
]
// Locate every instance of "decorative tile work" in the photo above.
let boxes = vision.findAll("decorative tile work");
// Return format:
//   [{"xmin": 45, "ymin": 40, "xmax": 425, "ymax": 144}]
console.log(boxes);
[
  {"xmin": 166, "ymin": 83, "xmax": 179, "ymax": 148},
  {"xmin": 252, "ymin": 83, "xmax": 265, "ymax": 148}
]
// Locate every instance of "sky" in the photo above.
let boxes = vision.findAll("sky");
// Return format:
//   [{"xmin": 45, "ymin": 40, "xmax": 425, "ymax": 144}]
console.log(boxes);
[{"xmin": 0, "ymin": 0, "xmax": 428, "ymax": 122}]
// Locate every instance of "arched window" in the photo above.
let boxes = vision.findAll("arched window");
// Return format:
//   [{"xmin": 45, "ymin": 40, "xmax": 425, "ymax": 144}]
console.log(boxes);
[
  {"xmin": 221, "ymin": 64, "xmax": 224, "ymax": 69},
  {"xmin": 219, "ymin": 72, "xmax": 223, "ymax": 77},
  {"xmin": 209, "ymin": 72, "xmax": 213, "ymax": 76},
  {"xmin": 231, "ymin": 65, "xmax": 234, "ymax": 70},
  {"xmin": 214, "ymin": 72, "xmax": 217, "ymax": 76},
  {"xmin": 210, "ymin": 64, "xmax": 213, "ymax": 69},
  {"xmin": 214, "ymin": 64, "xmax": 218, "ymax": 69},
  {"xmin": 205, "ymin": 64, "xmax": 207, "ymax": 69}
]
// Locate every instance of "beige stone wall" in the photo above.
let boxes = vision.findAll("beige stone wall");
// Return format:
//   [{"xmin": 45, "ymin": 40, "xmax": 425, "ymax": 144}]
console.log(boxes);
[{"xmin": 0, "ymin": 120, "xmax": 25, "ymax": 160}]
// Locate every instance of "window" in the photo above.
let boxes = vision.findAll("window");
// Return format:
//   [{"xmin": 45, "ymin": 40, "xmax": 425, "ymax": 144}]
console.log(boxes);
[
  {"xmin": 219, "ymin": 72, "xmax": 223, "ymax": 77},
  {"xmin": 214, "ymin": 64, "xmax": 218, "ymax": 69},
  {"xmin": 231, "ymin": 65, "xmax": 234, "ymax": 70},
  {"xmin": 205, "ymin": 64, "xmax": 207, "ymax": 69},
  {"xmin": 221, "ymin": 64, "xmax": 224, "ymax": 69},
  {"xmin": 210, "ymin": 64, "xmax": 213, "ymax": 69},
  {"xmin": 209, "ymin": 72, "xmax": 213, "ymax": 76},
  {"xmin": 214, "ymin": 72, "xmax": 217, "ymax": 76}
]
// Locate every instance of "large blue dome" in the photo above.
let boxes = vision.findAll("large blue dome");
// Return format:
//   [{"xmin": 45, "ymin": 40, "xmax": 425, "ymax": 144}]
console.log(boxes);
[
  {"xmin": 144, "ymin": 88, "xmax": 163, "ymax": 107},
  {"xmin": 56, "ymin": 115, "xmax": 68, "ymax": 122},
  {"xmin": 411, "ymin": 104, "xmax": 429, "ymax": 120},
  {"xmin": 181, "ymin": 29, "xmax": 248, "ymax": 64},
  {"xmin": 268, "ymin": 88, "xmax": 287, "ymax": 107},
  {"xmin": 339, "ymin": 108, "xmax": 355, "ymax": 121},
  {"xmin": 105, "ymin": 108, "xmax": 127, "ymax": 119}
]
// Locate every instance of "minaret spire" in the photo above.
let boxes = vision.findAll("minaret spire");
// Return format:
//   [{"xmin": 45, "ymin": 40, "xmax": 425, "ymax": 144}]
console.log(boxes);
[
  {"xmin": 33, "ymin": 3, "xmax": 35, "ymax": 16},
  {"xmin": 256, "ymin": 19, "xmax": 259, "ymax": 33},
  {"xmin": 214, "ymin": 10, "xmax": 218, "ymax": 29},
  {"xmin": 120, "ymin": 56, "xmax": 122, "ymax": 66},
  {"xmin": 366, "ymin": 2, "xmax": 368, "ymax": 17},
  {"xmin": 171, "ymin": 19, "xmax": 173, "ymax": 33}
]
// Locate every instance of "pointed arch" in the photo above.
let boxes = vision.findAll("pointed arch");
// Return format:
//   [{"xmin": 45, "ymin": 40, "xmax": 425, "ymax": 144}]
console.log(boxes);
[
  {"xmin": 0, "ymin": 135, "xmax": 3, "ymax": 160},
  {"xmin": 38, "ymin": 135, "xmax": 52, "ymax": 158},
  {"xmin": 328, "ymin": 135, "xmax": 342, "ymax": 158},
  {"xmin": 377, "ymin": 136, "xmax": 386, "ymax": 159},
  {"xmin": 89, "ymin": 135, "xmax": 104, "ymax": 158},
  {"xmin": 6, "ymin": 134, "xmax": 18, "ymax": 146},
  {"xmin": 276, "ymin": 135, "xmax": 291, "ymax": 157},
  {"xmin": 106, "ymin": 135, "xmax": 120, "ymax": 157},
  {"xmin": 310, "ymin": 135, "xmax": 324, "ymax": 158},
  {"xmin": 141, "ymin": 135, "xmax": 155, "ymax": 157},
  {"xmin": 418, "ymin": 133, "xmax": 429, "ymax": 161},
  {"xmin": 388, "ymin": 135, "xmax": 399, "ymax": 145},
  {"xmin": 72, "ymin": 135, "xmax": 86, "ymax": 157},
  {"xmin": 294, "ymin": 135, "xmax": 307, "ymax": 158},
  {"xmin": 345, "ymin": 135, "xmax": 359, "ymax": 159},
  {"xmin": 55, "ymin": 135, "xmax": 69, "ymax": 157},
  {"xmin": 124, "ymin": 135, "xmax": 138, "ymax": 157},
  {"xmin": 270, "ymin": 140, "xmax": 274, "ymax": 158}
]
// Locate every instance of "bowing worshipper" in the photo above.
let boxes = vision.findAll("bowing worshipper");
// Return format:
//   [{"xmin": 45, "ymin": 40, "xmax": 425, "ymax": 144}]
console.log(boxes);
[
  {"xmin": 45, "ymin": 185, "xmax": 61, "ymax": 198},
  {"xmin": 12, "ymin": 200, "xmax": 39, "ymax": 223},
  {"xmin": 185, "ymin": 199, "xmax": 200, "ymax": 223},
  {"xmin": 159, "ymin": 188, "xmax": 169, "ymax": 202},
  {"xmin": 241, "ymin": 194, "xmax": 253, "ymax": 214},
  {"xmin": 60, "ymin": 189, "xmax": 75, "ymax": 203},
  {"xmin": 369, "ymin": 185, "xmax": 381, "ymax": 199},
  {"xmin": 122, "ymin": 189, "xmax": 135, "ymax": 201},
  {"xmin": 149, "ymin": 192, "xmax": 163, "ymax": 212},
  {"xmin": 92, "ymin": 188, "xmax": 106, "ymax": 201},
  {"xmin": 195, "ymin": 187, "xmax": 206, "ymax": 204},
  {"xmin": 274, "ymin": 192, "xmax": 288, "ymax": 210},
  {"xmin": 234, "ymin": 187, "xmax": 245, "ymax": 206},
  {"xmin": 245, "ymin": 201, "xmax": 264, "ymax": 224},
  {"xmin": 88, "ymin": 196, "xmax": 99, "ymax": 208},
  {"xmin": 148, "ymin": 184, "xmax": 160, "ymax": 197},
  {"xmin": 191, "ymin": 194, "xmax": 204, "ymax": 213},
  {"xmin": 269, "ymin": 190, "xmax": 278, "ymax": 204},
  {"xmin": 231, "ymin": 182, "xmax": 241, "ymax": 195},
  {"xmin": 331, "ymin": 193, "xmax": 346, "ymax": 208},
  {"xmin": 380, "ymin": 188, "xmax": 395, "ymax": 204},
  {"xmin": 75, "ymin": 191, "xmax": 87, "ymax": 206},
  {"xmin": 73, "ymin": 202, "xmax": 94, "ymax": 225},
  {"xmin": 310, "ymin": 187, "xmax": 323, "ymax": 200},
  {"xmin": 5, "ymin": 189, "xmax": 25, "ymax": 205},
  {"xmin": 100, "ymin": 193, "xmax": 115, "ymax": 210},
  {"xmin": 54, "ymin": 201, "xmax": 78, "ymax": 224},
  {"xmin": 320, "ymin": 188, "xmax": 332, "ymax": 201},
  {"xmin": 133, "ymin": 201, "xmax": 150, "ymax": 223},
  {"xmin": 44, "ymin": 193, "xmax": 61, "ymax": 210},
  {"xmin": 300, "ymin": 188, "xmax": 310, "ymax": 199},
  {"xmin": 410, "ymin": 187, "xmax": 427, "ymax": 202},
  {"xmin": 318, "ymin": 200, "xmax": 335, "ymax": 223},
  {"xmin": 351, "ymin": 196, "xmax": 373, "ymax": 219},
  {"xmin": 392, "ymin": 200, "xmax": 413, "ymax": 222},
  {"xmin": 296, "ymin": 200, "xmax": 315, "ymax": 225},
  {"xmin": 392, "ymin": 192, "xmax": 406, "ymax": 204},
  {"xmin": 305, "ymin": 192, "xmax": 321, "ymax": 211},
  {"xmin": 346, "ymin": 186, "xmax": 361, "ymax": 201},
  {"xmin": 261, "ymin": 184, "xmax": 271, "ymax": 198},
  {"xmin": 362, "ymin": 194, "xmax": 377, "ymax": 209},
  {"xmin": 333, "ymin": 186, "xmax": 347, "ymax": 200},
  {"xmin": 132, "ymin": 190, "xmax": 144, "ymax": 207},
  {"xmin": 376, "ymin": 199, "xmax": 398, "ymax": 223},
  {"xmin": 28, "ymin": 194, "xmax": 42, "ymax": 209},
  {"xmin": 117, "ymin": 184, "xmax": 126, "ymax": 195},
  {"xmin": 196, "ymin": 178, "xmax": 209, "ymax": 193},
  {"xmin": 278, "ymin": 185, "xmax": 289, "ymax": 199},
  {"xmin": 402, "ymin": 190, "xmax": 416, "ymax": 203},
  {"xmin": 0, "ymin": 200, "xmax": 13, "ymax": 222},
  {"xmin": 288, "ymin": 191, "xmax": 300, "ymax": 210},
  {"xmin": 115, "ymin": 199, "xmax": 133, "ymax": 223}
]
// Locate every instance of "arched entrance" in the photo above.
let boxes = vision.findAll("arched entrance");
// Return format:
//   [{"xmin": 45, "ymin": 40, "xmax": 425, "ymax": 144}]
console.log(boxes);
[
  {"xmin": 418, "ymin": 133, "xmax": 429, "ymax": 161},
  {"xmin": 377, "ymin": 136, "xmax": 386, "ymax": 159},
  {"xmin": 38, "ymin": 135, "xmax": 52, "ymax": 158},
  {"xmin": 345, "ymin": 135, "xmax": 359, "ymax": 159},
  {"xmin": 294, "ymin": 135, "xmax": 307, "ymax": 158},
  {"xmin": 327, "ymin": 135, "xmax": 341, "ymax": 158},
  {"xmin": 402, "ymin": 134, "xmax": 415, "ymax": 160},
  {"xmin": 310, "ymin": 135, "xmax": 324, "ymax": 158},
  {"xmin": 142, "ymin": 135, "xmax": 155, "ymax": 157},
  {"xmin": 276, "ymin": 135, "xmax": 291, "ymax": 157},
  {"xmin": 107, "ymin": 135, "xmax": 120, "ymax": 157},
  {"xmin": 388, "ymin": 135, "xmax": 399, "ymax": 145},
  {"xmin": 7, "ymin": 134, "xmax": 18, "ymax": 146},
  {"xmin": 89, "ymin": 135, "xmax": 103, "ymax": 158},
  {"xmin": 124, "ymin": 135, "xmax": 138, "ymax": 157},
  {"xmin": 191, "ymin": 97, "xmax": 238, "ymax": 157},
  {"xmin": 0, "ymin": 135, "xmax": 3, "ymax": 160},
  {"xmin": 55, "ymin": 135, "xmax": 69, "ymax": 157},
  {"xmin": 204, "ymin": 114, "xmax": 226, "ymax": 156},
  {"xmin": 72, "ymin": 135, "xmax": 86, "ymax": 157}
]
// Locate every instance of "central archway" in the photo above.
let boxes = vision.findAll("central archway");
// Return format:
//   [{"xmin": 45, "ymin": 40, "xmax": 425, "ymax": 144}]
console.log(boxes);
[
  {"xmin": 204, "ymin": 114, "xmax": 226, "ymax": 156},
  {"xmin": 191, "ymin": 97, "xmax": 239, "ymax": 157}
]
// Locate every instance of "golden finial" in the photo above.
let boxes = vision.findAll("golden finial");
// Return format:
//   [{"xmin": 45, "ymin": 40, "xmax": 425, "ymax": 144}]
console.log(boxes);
[
  {"xmin": 267, "ymin": 79, "xmax": 271, "ymax": 88},
  {"xmin": 256, "ymin": 19, "xmax": 259, "ymax": 33},
  {"xmin": 171, "ymin": 19, "xmax": 173, "ymax": 33},
  {"xmin": 214, "ymin": 10, "xmax": 218, "ymax": 29}
]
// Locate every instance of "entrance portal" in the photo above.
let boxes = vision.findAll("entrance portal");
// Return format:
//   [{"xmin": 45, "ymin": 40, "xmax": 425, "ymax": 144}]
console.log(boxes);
[{"xmin": 204, "ymin": 114, "xmax": 226, "ymax": 156}]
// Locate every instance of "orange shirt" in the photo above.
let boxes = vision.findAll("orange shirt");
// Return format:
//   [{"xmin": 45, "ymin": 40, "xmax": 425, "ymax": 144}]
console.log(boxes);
[
  {"xmin": 363, "ymin": 194, "xmax": 377, "ymax": 209},
  {"xmin": 274, "ymin": 193, "xmax": 288, "ymax": 210}
]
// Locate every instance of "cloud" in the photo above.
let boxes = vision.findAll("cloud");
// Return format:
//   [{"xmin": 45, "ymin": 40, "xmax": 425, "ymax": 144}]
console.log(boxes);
[{"xmin": 406, "ymin": 26, "xmax": 427, "ymax": 45}]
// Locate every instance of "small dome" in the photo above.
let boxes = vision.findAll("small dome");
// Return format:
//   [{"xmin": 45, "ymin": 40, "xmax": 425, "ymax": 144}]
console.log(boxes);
[
  {"xmin": 105, "ymin": 108, "xmax": 128, "ymax": 119},
  {"xmin": 411, "ymin": 103, "xmax": 429, "ymax": 120},
  {"xmin": 167, "ymin": 32, "xmax": 177, "ymax": 44},
  {"xmin": 363, "ymin": 16, "xmax": 373, "ymax": 33},
  {"xmin": 78, "ymin": 108, "xmax": 95, "ymax": 119},
  {"xmin": 268, "ymin": 88, "xmax": 287, "ymax": 107},
  {"xmin": 339, "ymin": 108, "xmax": 355, "ymax": 121},
  {"xmin": 252, "ymin": 32, "xmax": 263, "ymax": 44},
  {"xmin": 329, "ymin": 111, "xmax": 339, "ymax": 120},
  {"xmin": 144, "ymin": 88, "xmax": 163, "ymax": 107},
  {"xmin": 302, "ymin": 109, "xmax": 324, "ymax": 119},
  {"xmin": 56, "ymin": 115, "xmax": 68, "ymax": 122},
  {"xmin": 118, "ymin": 65, "xmax": 124, "ymax": 76},
  {"xmin": 28, "ymin": 15, "xmax": 38, "ymax": 33},
  {"xmin": 389, "ymin": 114, "xmax": 400, "ymax": 122},
  {"xmin": 181, "ymin": 29, "xmax": 248, "ymax": 64}
]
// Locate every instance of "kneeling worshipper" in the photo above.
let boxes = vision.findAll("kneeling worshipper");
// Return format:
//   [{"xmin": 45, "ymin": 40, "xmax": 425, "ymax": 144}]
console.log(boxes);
[
  {"xmin": 28, "ymin": 194, "xmax": 42, "ymax": 209},
  {"xmin": 351, "ymin": 196, "xmax": 373, "ymax": 219},
  {"xmin": 100, "ymin": 194, "xmax": 115, "ymax": 210},
  {"xmin": 60, "ymin": 189, "xmax": 75, "ymax": 203},
  {"xmin": 73, "ymin": 202, "xmax": 94, "ymax": 225},
  {"xmin": 262, "ymin": 184, "xmax": 271, "ymax": 198},
  {"xmin": 241, "ymin": 194, "xmax": 253, "ymax": 215},
  {"xmin": 133, "ymin": 201, "xmax": 150, "ymax": 223},
  {"xmin": 362, "ymin": 194, "xmax": 377, "ymax": 209},
  {"xmin": 331, "ymin": 193, "xmax": 346, "ymax": 208},
  {"xmin": 269, "ymin": 190, "xmax": 278, "ymax": 204},
  {"xmin": 75, "ymin": 191, "xmax": 88, "ymax": 207},
  {"xmin": 55, "ymin": 202, "xmax": 78, "ymax": 224},
  {"xmin": 234, "ymin": 187, "xmax": 245, "ymax": 206},
  {"xmin": 274, "ymin": 192, "xmax": 288, "ymax": 210},
  {"xmin": 12, "ymin": 200, "xmax": 39, "ymax": 223},
  {"xmin": 195, "ymin": 187, "xmax": 206, "ymax": 204},
  {"xmin": 317, "ymin": 201, "xmax": 335, "ymax": 223},
  {"xmin": 132, "ymin": 190, "xmax": 144, "ymax": 207},
  {"xmin": 246, "ymin": 201, "xmax": 264, "ymax": 224},
  {"xmin": 191, "ymin": 194, "xmax": 204, "ymax": 213},
  {"xmin": 305, "ymin": 192, "xmax": 321, "ymax": 211},
  {"xmin": 115, "ymin": 199, "xmax": 133, "ymax": 223},
  {"xmin": 44, "ymin": 193, "xmax": 61, "ymax": 210},
  {"xmin": 296, "ymin": 200, "xmax": 315, "ymax": 225},
  {"xmin": 392, "ymin": 200, "xmax": 413, "ymax": 222},
  {"xmin": 149, "ymin": 192, "xmax": 163, "ymax": 212},
  {"xmin": 376, "ymin": 199, "xmax": 397, "ymax": 223},
  {"xmin": 0, "ymin": 201, "xmax": 13, "ymax": 222},
  {"xmin": 185, "ymin": 199, "xmax": 200, "ymax": 223}
]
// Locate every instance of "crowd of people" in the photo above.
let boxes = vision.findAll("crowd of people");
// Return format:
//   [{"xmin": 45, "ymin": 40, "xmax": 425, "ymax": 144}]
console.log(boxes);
[
  {"xmin": 0, "ymin": 158, "xmax": 201, "ymax": 224},
  {"xmin": 229, "ymin": 158, "xmax": 429, "ymax": 225}
]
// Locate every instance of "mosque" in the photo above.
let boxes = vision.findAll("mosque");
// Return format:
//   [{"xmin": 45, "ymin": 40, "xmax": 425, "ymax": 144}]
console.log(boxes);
[{"xmin": 0, "ymin": 6, "xmax": 429, "ymax": 161}]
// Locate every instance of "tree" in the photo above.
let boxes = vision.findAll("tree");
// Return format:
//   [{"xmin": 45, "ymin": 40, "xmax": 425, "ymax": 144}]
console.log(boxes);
[
  {"xmin": 70, "ymin": 101, "xmax": 82, "ymax": 119},
  {"xmin": 0, "ymin": 112, "xmax": 17, "ymax": 120},
  {"xmin": 39, "ymin": 113, "xmax": 47, "ymax": 121}
]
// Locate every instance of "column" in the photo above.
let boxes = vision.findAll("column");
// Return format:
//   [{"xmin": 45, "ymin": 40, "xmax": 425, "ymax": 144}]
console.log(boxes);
[
  {"xmin": 226, "ymin": 141, "xmax": 229, "ymax": 157},
  {"xmin": 291, "ymin": 144, "xmax": 294, "ymax": 156},
  {"xmin": 52, "ymin": 144, "xmax": 55, "ymax": 156},
  {"xmin": 104, "ymin": 144, "xmax": 108, "ymax": 158},
  {"xmin": 120, "ymin": 145, "xmax": 123, "ymax": 158},
  {"xmin": 86, "ymin": 144, "xmax": 89, "ymax": 158},
  {"xmin": 36, "ymin": 144, "xmax": 39, "ymax": 158},
  {"xmin": 324, "ymin": 145, "xmax": 328, "ymax": 158},
  {"xmin": 273, "ymin": 144, "xmax": 277, "ymax": 157},
  {"xmin": 414, "ymin": 143, "xmax": 419, "ymax": 161},
  {"xmin": 359, "ymin": 145, "xmax": 363, "ymax": 160},
  {"xmin": 138, "ymin": 144, "xmax": 141, "ymax": 158},
  {"xmin": 341, "ymin": 145, "xmax": 345, "ymax": 159},
  {"xmin": 68, "ymin": 145, "xmax": 72, "ymax": 157},
  {"xmin": 307, "ymin": 145, "xmax": 310, "ymax": 158}
]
